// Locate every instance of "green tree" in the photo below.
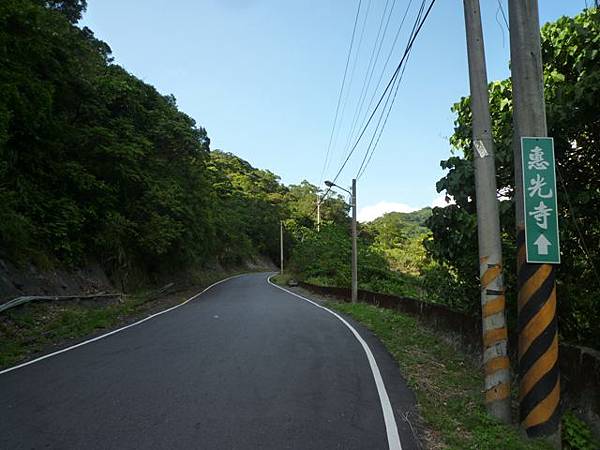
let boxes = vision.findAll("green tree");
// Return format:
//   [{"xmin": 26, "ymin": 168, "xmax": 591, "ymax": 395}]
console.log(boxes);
[
  {"xmin": 39, "ymin": 0, "xmax": 87, "ymax": 23},
  {"xmin": 427, "ymin": 8, "xmax": 600, "ymax": 346},
  {"xmin": 284, "ymin": 181, "xmax": 349, "ymax": 228},
  {"xmin": 1, "ymin": 0, "xmax": 214, "ymax": 279},
  {"xmin": 207, "ymin": 150, "xmax": 286, "ymax": 265}
]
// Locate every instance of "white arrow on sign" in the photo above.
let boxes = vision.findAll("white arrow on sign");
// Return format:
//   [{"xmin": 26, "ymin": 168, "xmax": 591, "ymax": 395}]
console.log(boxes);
[{"xmin": 534, "ymin": 234, "xmax": 552, "ymax": 255}]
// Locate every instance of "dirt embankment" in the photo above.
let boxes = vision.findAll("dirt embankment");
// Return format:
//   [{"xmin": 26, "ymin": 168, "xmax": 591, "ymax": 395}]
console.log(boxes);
[
  {"xmin": 0, "ymin": 259, "xmax": 114, "ymax": 306},
  {"xmin": 0, "ymin": 255, "xmax": 277, "ymax": 306}
]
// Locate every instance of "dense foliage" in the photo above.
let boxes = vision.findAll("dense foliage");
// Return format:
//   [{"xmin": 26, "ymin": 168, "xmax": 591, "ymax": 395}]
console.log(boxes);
[
  {"xmin": 363, "ymin": 208, "xmax": 431, "ymax": 274},
  {"xmin": 288, "ymin": 222, "xmax": 402, "ymax": 291},
  {"xmin": 0, "ymin": 0, "xmax": 346, "ymax": 285},
  {"xmin": 427, "ymin": 8, "xmax": 600, "ymax": 347},
  {"xmin": 287, "ymin": 8, "xmax": 600, "ymax": 348},
  {"xmin": 2, "ymin": 2, "xmax": 597, "ymax": 348},
  {"xmin": 207, "ymin": 151, "xmax": 285, "ymax": 265},
  {"xmin": 287, "ymin": 208, "xmax": 437, "ymax": 299},
  {"xmin": 2, "ymin": 1, "xmax": 214, "ymax": 273}
]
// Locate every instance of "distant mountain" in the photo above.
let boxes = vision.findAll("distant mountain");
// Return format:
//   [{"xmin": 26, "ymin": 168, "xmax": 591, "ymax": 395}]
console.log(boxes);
[{"xmin": 364, "ymin": 208, "xmax": 432, "ymax": 248}]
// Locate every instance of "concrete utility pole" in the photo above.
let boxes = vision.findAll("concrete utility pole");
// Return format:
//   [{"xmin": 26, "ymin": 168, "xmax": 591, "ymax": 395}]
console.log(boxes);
[
  {"xmin": 317, "ymin": 193, "xmax": 321, "ymax": 232},
  {"xmin": 509, "ymin": 0, "xmax": 560, "ymax": 441},
  {"xmin": 463, "ymin": 0, "xmax": 511, "ymax": 424},
  {"xmin": 280, "ymin": 221, "xmax": 284, "ymax": 274},
  {"xmin": 351, "ymin": 179, "xmax": 358, "ymax": 303},
  {"xmin": 325, "ymin": 179, "xmax": 358, "ymax": 303}
]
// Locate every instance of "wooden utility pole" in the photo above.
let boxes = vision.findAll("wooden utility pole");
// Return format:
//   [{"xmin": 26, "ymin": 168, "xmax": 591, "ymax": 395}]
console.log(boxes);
[
  {"xmin": 509, "ymin": 0, "xmax": 560, "ymax": 441},
  {"xmin": 351, "ymin": 179, "xmax": 358, "ymax": 303},
  {"xmin": 463, "ymin": 0, "xmax": 511, "ymax": 423}
]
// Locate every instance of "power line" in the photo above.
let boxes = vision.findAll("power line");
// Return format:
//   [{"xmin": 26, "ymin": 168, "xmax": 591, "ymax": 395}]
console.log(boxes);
[
  {"xmin": 319, "ymin": 0, "xmax": 363, "ymax": 186},
  {"xmin": 355, "ymin": 72, "xmax": 401, "ymax": 180},
  {"xmin": 332, "ymin": 0, "xmax": 431, "ymax": 183},
  {"xmin": 355, "ymin": 1, "xmax": 426, "ymax": 179},
  {"xmin": 497, "ymin": 0, "xmax": 509, "ymax": 30},
  {"xmin": 357, "ymin": 49, "xmax": 412, "ymax": 180},
  {"xmin": 320, "ymin": 0, "xmax": 433, "ymax": 205},
  {"xmin": 328, "ymin": 0, "xmax": 373, "ymax": 173},
  {"xmin": 495, "ymin": 4, "xmax": 507, "ymax": 48},
  {"xmin": 344, "ymin": 0, "xmax": 425, "ymax": 182},
  {"xmin": 315, "ymin": 0, "xmax": 437, "ymax": 213},
  {"xmin": 342, "ymin": 0, "xmax": 396, "ymax": 157},
  {"xmin": 353, "ymin": 0, "xmax": 416, "ymax": 150}
]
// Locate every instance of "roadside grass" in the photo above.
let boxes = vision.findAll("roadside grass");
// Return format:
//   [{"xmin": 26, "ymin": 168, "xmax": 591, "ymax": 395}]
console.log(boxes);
[
  {"xmin": 275, "ymin": 271, "xmax": 433, "ymax": 304},
  {"xmin": 0, "ymin": 269, "xmax": 254, "ymax": 370},
  {"xmin": 270, "ymin": 272, "xmax": 292, "ymax": 286},
  {"xmin": 0, "ymin": 296, "xmax": 144, "ymax": 368},
  {"xmin": 359, "ymin": 270, "xmax": 426, "ymax": 300},
  {"xmin": 326, "ymin": 302, "xmax": 552, "ymax": 450}
]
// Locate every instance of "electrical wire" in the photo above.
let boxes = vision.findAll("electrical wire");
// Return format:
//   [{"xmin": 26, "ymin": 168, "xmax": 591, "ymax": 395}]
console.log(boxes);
[
  {"xmin": 318, "ymin": 0, "xmax": 363, "ymax": 186},
  {"xmin": 353, "ymin": 0, "xmax": 416, "ymax": 149},
  {"xmin": 329, "ymin": 0, "xmax": 373, "ymax": 172},
  {"xmin": 319, "ymin": 0, "xmax": 433, "ymax": 206},
  {"xmin": 346, "ymin": 0, "xmax": 425, "ymax": 178},
  {"xmin": 357, "ymin": 48, "xmax": 412, "ymax": 180},
  {"xmin": 497, "ymin": 0, "xmax": 509, "ymax": 30},
  {"xmin": 343, "ymin": 0, "xmax": 426, "ymax": 181},
  {"xmin": 314, "ymin": 0, "xmax": 437, "ymax": 214},
  {"xmin": 355, "ymin": 1, "xmax": 426, "ymax": 179},
  {"xmin": 342, "ymin": 0, "xmax": 396, "ymax": 157},
  {"xmin": 333, "ymin": 0, "xmax": 435, "ymax": 184}
]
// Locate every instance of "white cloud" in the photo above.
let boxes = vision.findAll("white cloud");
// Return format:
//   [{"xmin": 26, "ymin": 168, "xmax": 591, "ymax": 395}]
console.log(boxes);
[
  {"xmin": 431, "ymin": 192, "xmax": 456, "ymax": 208},
  {"xmin": 358, "ymin": 201, "xmax": 417, "ymax": 223}
]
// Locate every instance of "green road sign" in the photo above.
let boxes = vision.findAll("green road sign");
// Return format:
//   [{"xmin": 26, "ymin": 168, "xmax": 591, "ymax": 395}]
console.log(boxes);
[{"xmin": 521, "ymin": 137, "xmax": 560, "ymax": 264}]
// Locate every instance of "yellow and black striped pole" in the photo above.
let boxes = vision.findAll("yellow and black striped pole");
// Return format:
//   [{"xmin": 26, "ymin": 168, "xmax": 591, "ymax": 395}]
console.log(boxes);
[
  {"xmin": 509, "ymin": 0, "xmax": 561, "ymax": 440},
  {"xmin": 516, "ymin": 230, "xmax": 560, "ymax": 437},
  {"xmin": 463, "ymin": 0, "xmax": 511, "ymax": 422},
  {"xmin": 480, "ymin": 258, "xmax": 511, "ymax": 420}
]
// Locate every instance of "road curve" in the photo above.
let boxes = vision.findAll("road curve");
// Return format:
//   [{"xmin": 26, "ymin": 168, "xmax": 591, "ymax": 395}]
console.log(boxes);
[{"xmin": 0, "ymin": 272, "xmax": 419, "ymax": 449}]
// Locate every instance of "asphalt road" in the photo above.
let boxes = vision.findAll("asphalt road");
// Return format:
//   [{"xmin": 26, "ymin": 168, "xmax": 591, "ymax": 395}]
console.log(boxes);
[{"xmin": 0, "ymin": 273, "xmax": 419, "ymax": 449}]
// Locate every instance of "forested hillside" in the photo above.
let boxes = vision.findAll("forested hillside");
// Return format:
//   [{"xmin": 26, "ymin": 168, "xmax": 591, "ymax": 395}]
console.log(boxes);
[
  {"xmin": 285, "ymin": 8, "xmax": 600, "ymax": 349},
  {"xmin": 1, "ymin": 0, "xmax": 211, "ymax": 272},
  {"xmin": 0, "ymin": 0, "xmax": 345, "ymax": 286},
  {"xmin": 2, "ymin": 2, "xmax": 598, "ymax": 349}
]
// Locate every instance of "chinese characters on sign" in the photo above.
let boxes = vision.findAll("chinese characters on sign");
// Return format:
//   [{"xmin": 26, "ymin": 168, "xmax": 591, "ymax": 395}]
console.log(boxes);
[{"xmin": 521, "ymin": 137, "xmax": 561, "ymax": 263}]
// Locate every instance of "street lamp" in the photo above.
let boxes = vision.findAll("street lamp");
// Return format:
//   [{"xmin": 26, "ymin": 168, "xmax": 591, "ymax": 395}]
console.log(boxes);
[
  {"xmin": 324, "ymin": 179, "xmax": 358, "ymax": 304},
  {"xmin": 324, "ymin": 180, "xmax": 350, "ymax": 194}
]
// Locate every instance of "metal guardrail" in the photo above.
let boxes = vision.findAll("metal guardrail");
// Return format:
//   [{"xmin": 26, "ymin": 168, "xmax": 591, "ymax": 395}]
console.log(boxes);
[
  {"xmin": 0, "ymin": 281, "xmax": 178, "ymax": 314},
  {"xmin": 0, "ymin": 293, "xmax": 123, "ymax": 313}
]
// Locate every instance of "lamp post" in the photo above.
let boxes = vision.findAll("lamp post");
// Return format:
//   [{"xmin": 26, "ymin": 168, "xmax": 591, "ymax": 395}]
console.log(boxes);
[{"xmin": 325, "ymin": 179, "xmax": 358, "ymax": 303}]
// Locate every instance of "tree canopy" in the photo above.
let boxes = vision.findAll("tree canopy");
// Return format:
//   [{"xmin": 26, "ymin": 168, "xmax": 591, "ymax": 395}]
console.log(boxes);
[
  {"xmin": 427, "ymin": 8, "xmax": 600, "ymax": 346},
  {"xmin": 0, "ymin": 0, "xmax": 346, "ymax": 283},
  {"xmin": 2, "ymin": 1, "xmax": 597, "ymax": 348}
]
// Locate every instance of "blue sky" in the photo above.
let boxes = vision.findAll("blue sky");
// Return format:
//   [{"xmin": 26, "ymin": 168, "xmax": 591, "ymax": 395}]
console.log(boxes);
[{"xmin": 81, "ymin": 0, "xmax": 586, "ymax": 221}]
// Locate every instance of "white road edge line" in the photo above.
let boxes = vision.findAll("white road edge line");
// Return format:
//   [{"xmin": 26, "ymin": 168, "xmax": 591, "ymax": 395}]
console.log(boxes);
[
  {"xmin": 267, "ymin": 275, "xmax": 402, "ymax": 450},
  {"xmin": 0, "ymin": 273, "xmax": 246, "ymax": 376}
]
